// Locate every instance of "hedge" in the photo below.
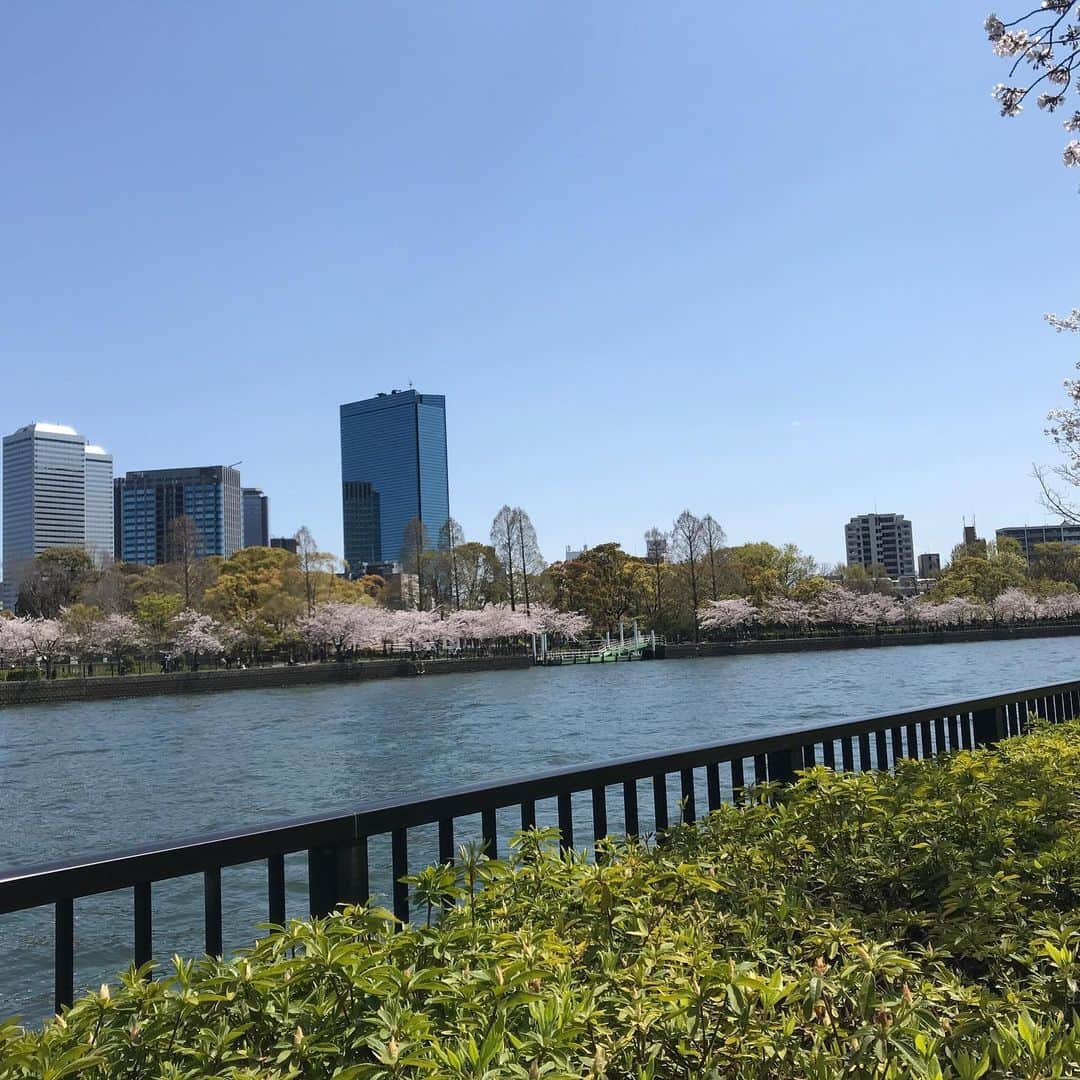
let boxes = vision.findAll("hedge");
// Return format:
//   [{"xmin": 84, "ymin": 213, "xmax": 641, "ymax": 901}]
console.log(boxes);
[{"xmin": 7, "ymin": 721, "xmax": 1080, "ymax": 1077}]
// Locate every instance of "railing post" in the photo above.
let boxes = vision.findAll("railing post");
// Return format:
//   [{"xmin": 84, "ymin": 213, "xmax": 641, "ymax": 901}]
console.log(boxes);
[
  {"xmin": 54, "ymin": 897, "xmax": 74, "ymax": 1014},
  {"xmin": 972, "ymin": 706, "xmax": 1005, "ymax": 747},
  {"xmin": 766, "ymin": 746, "xmax": 800, "ymax": 786},
  {"xmin": 307, "ymin": 847, "xmax": 340, "ymax": 917}
]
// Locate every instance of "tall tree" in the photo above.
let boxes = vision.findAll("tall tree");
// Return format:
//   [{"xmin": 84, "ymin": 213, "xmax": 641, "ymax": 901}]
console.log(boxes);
[
  {"xmin": 699, "ymin": 515, "xmax": 727, "ymax": 602},
  {"xmin": 165, "ymin": 515, "xmax": 202, "ymax": 607},
  {"xmin": 511, "ymin": 507, "xmax": 545, "ymax": 616},
  {"xmin": 294, "ymin": 526, "xmax": 335, "ymax": 614},
  {"xmin": 454, "ymin": 542, "xmax": 503, "ymax": 609},
  {"xmin": 671, "ymin": 510, "xmax": 703, "ymax": 638},
  {"xmin": 400, "ymin": 517, "xmax": 430, "ymax": 609},
  {"xmin": 490, "ymin": 506, "xmax": 518, "ymax": 611},
  {"xmin": 644, "ymin": 527, "xmax": 668, "ymax": 628},
  {"xmin": 438, "ymin": 517, "xmax": 465, "ymax": 610}
]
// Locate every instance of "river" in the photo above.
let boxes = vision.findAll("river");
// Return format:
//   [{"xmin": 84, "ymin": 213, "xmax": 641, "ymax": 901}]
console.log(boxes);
[{"xmin": 2, "ymin": 635, "xmax": 1078, "ymax": 1021}]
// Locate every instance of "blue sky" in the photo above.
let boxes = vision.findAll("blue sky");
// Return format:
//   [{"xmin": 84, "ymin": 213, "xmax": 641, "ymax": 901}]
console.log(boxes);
[{"xmin": 3, "ymin": 1, "xmax": 1078, "ymax": 568}]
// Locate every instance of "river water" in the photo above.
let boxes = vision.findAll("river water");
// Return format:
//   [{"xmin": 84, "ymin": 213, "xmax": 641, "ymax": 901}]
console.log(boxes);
[{"xmin": 2, "ymin": 636, "xmax": 1078, "ymax": 1021}]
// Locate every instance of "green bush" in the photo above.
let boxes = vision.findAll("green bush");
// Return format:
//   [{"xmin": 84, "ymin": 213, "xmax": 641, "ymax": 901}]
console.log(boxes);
[{"xmin": 9, "ymin": 723, "xmax": 1080, "ymax": 1077}]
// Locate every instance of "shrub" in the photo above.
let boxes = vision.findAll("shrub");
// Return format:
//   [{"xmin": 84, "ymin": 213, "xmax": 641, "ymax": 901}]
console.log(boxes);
[{"xmin": 8, "ymin": 723, "xmax": 1080, "ymax": 1076}]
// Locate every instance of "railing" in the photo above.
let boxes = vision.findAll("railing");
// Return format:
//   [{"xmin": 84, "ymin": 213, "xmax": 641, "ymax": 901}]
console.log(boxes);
[{"xmin": 2, "ymin": 677, "xmax": 1078, "ymax": 1016}]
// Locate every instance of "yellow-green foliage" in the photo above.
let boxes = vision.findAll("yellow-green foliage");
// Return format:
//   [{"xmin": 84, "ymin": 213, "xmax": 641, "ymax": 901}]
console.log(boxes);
[{"xmin": 9, "ymin": 724, "xmax": 1080, "ymax": 1077}]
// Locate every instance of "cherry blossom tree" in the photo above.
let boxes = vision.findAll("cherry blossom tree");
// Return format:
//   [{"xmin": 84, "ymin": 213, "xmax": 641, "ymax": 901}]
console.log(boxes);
[
  {"xmin": 24, "ymin": 618, "xmax": 69, "ymax": 679},
  {"xmin": 698, "ymin": 598, "xmax": 757, "ymax": 635},
  {"xmin": 759, "ymin": 596, "xmax": 810, "ymax": 631},
  {"xmin": 298, "ymin": 602, "xmax": 355, "ymax": 660},
  {"xmin": 1037, "ymin": 591, "xmax": 1080, "ymax": 619},
  {"xmin": 813, "ymin": 588, "xmax": 869, "ymax": 630},
  {"xmin": 528, "ymin": 604, "xmax": 590, "ymax": 641},
  {"xmin": 986, "ymin": 4, "xmax": 1080, "ymax": 165},
  {"xmin": 93, "ymin": 613, "xmax": 144, "ymax": 674},
  {"xmin": 169, "ymin": 610, "xmax": 225, "ymax": 670},
  {"xmin": 849, "ymin": 593, "xmax": 905, "ymax": 631},
  {"xmin": 0, "ymin": 618, "xmax": 36, "ymax": 668},
  {"xmin": 991, "ymin": 587, "xmax": 1039, "ymax": 624},
  {"xmin": 986, "ymin": 5, "xmax": 1080, "ymax": 518}
]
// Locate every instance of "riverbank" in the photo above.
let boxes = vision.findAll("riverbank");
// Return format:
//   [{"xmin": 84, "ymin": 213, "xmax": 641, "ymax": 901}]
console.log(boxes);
[
  {"xmin": 0, "ymin": 653, "xmax": 532, "ymax": 706},
  {"xmin": 666, "ymin": 621, "xmax": 1080, "ymax": 658},
  {"xmin": 5, "ymin": 622, "xmax": 1080, "ymax": 707}
]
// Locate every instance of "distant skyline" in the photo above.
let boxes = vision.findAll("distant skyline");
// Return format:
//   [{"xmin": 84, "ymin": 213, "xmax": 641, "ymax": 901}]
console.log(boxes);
[{"xmin": 3, "ymin": 3, "xmax": 1078, "ymax": 569}]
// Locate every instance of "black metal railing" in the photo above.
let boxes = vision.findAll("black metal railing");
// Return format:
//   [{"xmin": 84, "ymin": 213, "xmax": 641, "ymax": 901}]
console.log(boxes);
[{"xmin": 2, "ymin": 678, "xmax": 1078, "ymax": 1015}]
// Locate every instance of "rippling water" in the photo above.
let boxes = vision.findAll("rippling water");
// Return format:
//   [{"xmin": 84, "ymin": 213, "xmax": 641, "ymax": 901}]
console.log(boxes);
[{"xmin": 2, "ymin": 636, "xmax": 1078, "ymax": 1021}]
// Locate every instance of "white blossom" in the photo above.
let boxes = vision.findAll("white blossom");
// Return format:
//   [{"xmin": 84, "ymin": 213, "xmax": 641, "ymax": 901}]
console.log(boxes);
[
  {"xmin": 0, "ymin": 618, "xmax": 36, "ymax": 664},
  {"xmin": 992, "ymin": 83, "xmax": 1025, "ymax": 116},
  {"xmin": 169, "ymin": 610, "xmax": 225, "ymax": 661},
  {"xmin": 93, "ymin": 613, "xmax": 143, "ymax": 657},
  {"xmin": 698, "ymin": 598, "xmax": 758, "ymax": 632},
  {"xmin": 991, "ymin": 587, "xmax": 1038, "ymax": 623}
]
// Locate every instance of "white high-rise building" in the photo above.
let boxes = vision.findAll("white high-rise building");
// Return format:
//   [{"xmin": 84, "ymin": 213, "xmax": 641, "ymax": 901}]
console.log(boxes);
[
  {"xmin": 844, "ymin": 512, "xmax": 916, "ymax": 578},
  {"xmin": 84, "ymin": 444, "xmax": 115, "ymax": 565},
  {"xmin": 1, "ymin": 423, "xmax": 114, "ymax": 609}
]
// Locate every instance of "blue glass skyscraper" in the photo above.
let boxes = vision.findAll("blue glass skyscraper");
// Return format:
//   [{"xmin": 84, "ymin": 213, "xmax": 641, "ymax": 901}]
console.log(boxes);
[{"xmin": 340, "ymin": 390, "xmax": 449, "ymax": 570}]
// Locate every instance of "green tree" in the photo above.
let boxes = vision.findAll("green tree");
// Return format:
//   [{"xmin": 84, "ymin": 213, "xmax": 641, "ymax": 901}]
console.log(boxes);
[
  {"xmin": 933, "ymin": 539, "xmax": 1028, "ymax": 602},
  {"xmin": 203, "ymin": 546, "xmax": 305, "ymax": 656},
  {"xmin": 16, "ymin": 547, "xmax": 98, "ymax": 616},
  {"xmin": 133, "ymin": 593, "xmax": 184, "ymax": 648},
  {"xmin": 1030, "ymin": 542, "xmax": 1080, "ymax": 588},
  {"xmin": 726, "ymin": 543, "xmax": 784, "ymax": 603},
  {"xmin": 453, "ymin": 542, "xmax": 504, "ymax": 609},
  {"xmin": 61, "ymin": 602, "xmax": 102, "ymax": 674},
  {"xmin": 545, "ymin": 543, "xmax": 650, "ymax": 635}
]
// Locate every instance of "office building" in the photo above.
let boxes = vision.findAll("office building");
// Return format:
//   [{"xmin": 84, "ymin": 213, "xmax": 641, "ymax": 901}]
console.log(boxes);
[
  {"xmin": 917, "ymin": 552, "xmax": 941, "ymax": 578},
  {"xmin": 1, "ymin": 422, "xmax": 113, "ymax": 607},
  {"xmin": 84, "ymin": 444, "xmax": 115, "ymax": 565},
  {"xmin": 995, "ymin": 523, "xmax": 1080, "ymax": 561},
  {"xmin": 339, "ymin": 389, "xmax": 449, "ymax": 569},
  {"xmin": 844, "ymin": 512, "xmax": 916, "ymax": 578},
  {"xmin": 242, "ymin": 487, "xmax": 270, "ymax": 548},
  {"xmin": 114, "ymin": 465, "xmax": 242, "ymax": 565},
  {"xmin": 270, "ymin": 536, "xmax": 298, "ymax": 554}
]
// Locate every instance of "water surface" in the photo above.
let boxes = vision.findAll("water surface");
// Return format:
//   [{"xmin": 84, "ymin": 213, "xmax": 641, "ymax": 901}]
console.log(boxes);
[{"xmin": 2, "ymin": 637, "xmax": 1077, "ymax": 1020}]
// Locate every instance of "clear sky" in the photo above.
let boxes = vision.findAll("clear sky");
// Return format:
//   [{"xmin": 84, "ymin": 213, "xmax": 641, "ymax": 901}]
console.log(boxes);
[{"xmin": 3, "ymin": 2, "xmax": 1078, "ymax": 569}]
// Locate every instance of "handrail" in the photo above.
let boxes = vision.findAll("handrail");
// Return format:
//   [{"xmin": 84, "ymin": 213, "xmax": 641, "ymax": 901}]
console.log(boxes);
[{"xmin": 3, "ymin": 676, "xmax": 1079, "ymax": 1015}]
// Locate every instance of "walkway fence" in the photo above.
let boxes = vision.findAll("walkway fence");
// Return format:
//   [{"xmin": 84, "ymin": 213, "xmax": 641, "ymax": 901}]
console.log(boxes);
[{"xmin": 2, "ymin": 677, "xmax": 1078, "ymax": 1015}]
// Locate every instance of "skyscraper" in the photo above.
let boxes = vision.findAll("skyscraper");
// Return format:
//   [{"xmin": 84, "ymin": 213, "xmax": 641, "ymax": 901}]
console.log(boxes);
[
  {"xmin": 84, "ymin": 444, "xmax": 115, "ymax": 564},
  {"xmin": 1, "ymin": 422, "xmax": 114, "ymax": 607},
  {"xmin": 340, "ymin": 390, "xmax": 449, "ymax": 569},
  {"xmin": 114, "ymin": 466, "xmax": 242, "ymax": 565},
  {"xmin": 242, "ymin": 487, "xmax": 270, "ymax": 548},
  {"xmin": 844, "ymin": 512, "xmax": 916, "ymax": 578}
]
